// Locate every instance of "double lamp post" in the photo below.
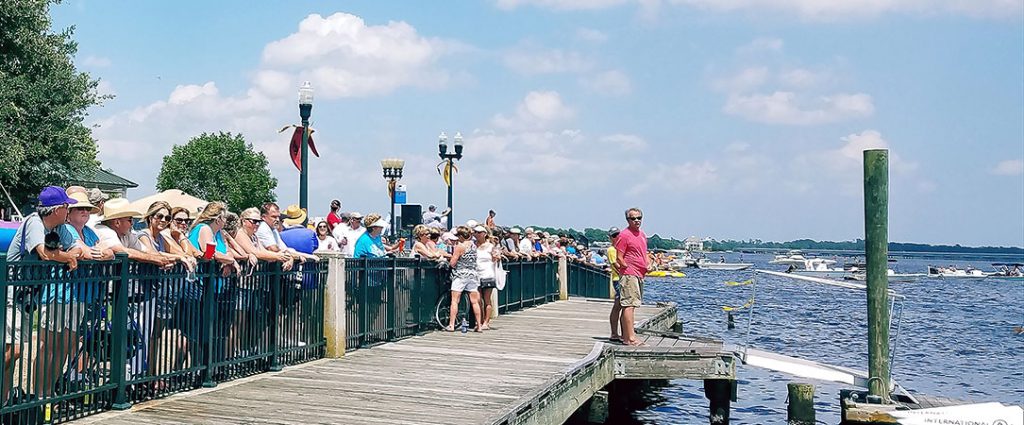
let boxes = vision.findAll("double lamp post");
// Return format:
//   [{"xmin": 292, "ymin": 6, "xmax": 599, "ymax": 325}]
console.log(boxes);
[
  {"xmin": 438, "ymin": 131, "xmax": 463, "ymax": 230},
  {"xmin": 381, "ymin": 158, "xmax": 405, "ymax": 237}
]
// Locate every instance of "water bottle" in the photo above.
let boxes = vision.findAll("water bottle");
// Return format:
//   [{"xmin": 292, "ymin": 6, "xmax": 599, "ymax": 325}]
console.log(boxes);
[{"xmin": 460, "ymin": 318, "xmax": 468, "ymax": 334}]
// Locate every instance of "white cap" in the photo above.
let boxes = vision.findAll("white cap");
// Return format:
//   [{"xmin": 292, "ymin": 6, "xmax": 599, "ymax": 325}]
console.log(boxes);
[
  {"xmin": 368, "ymin": 219, "xmax": 388, "ymax": 228},
  {"xmin": 441, "ymin": 232, "xmax": 457, "ymax": 241},
  {"xmin": 473, "ymin": 225, "xmax": 487, "ymax": 232},
  {"xmin": 510, "ymin": 228, "xmax": 522, "ymax": 234},
  {"xmin": 466, "ymin": 219, "xmax": 479, "ymax": 227},
  {"xmin": 525, "ymin": 227, "xmax": 535, "ymax": 233}
]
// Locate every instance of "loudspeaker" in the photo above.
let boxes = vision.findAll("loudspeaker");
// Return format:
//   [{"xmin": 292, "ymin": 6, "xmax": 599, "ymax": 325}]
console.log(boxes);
[{"xmin": 401, "ymin": 204, "xmax": 422, "ymax": 229}]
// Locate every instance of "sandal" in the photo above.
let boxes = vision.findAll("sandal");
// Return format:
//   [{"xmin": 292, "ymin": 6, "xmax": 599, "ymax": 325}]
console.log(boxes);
[{"xmin": 443, "ymin": 325, "xmax": 455, "ymax": 332}]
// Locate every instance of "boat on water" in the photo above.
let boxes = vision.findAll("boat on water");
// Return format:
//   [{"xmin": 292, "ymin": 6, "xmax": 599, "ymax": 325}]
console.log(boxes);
[
  {"xmin": 786, "ymin": 258, "xmax": 853, "ymax": 279},
  {"xmin": 927, "ymin": 266, "xmax": 989, "ymax": 279},
  {"xmin": 695, "ymin": 258, "xmax": 753, "ymax": 271},
  {"xmin": 646, "ymin": 270, "xmax": 685, "ymax": 278},
  {"xmin": 987, "ymin": 263, "xmax": 1024, "ymax": 281},
  {"xmin": 769, "ymin": 250, "xmax": 808, "ymax": 266}
]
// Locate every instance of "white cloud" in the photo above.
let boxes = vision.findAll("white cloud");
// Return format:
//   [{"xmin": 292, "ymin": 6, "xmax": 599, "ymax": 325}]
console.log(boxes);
[
  {"xmin": 629, "ymin": 162, "xmax": 719, "ymax": 195},
  {"xmin": 580, "ymin": 70, "xmax": 633, "ymax": 96},
  {"xmin": 575, "ymin": 27, "xmax": 609, "ymax": 43},
  {"xmin": 738, "ymin": 37, "xmax": 784, "ymax": 54},
  {"xmin": 723, "ymin": 91, "xmax": 874, "ymax": 125},
  {"xmin": 82, "ymin": 55, "xmax": 112, "ymax": 68},
  {"xmin": 491, "ymin": 91, "xmax": 575, "ymax": 130},
  {"xmin": 712, "ymin": 67, "xmax": 769, "ymax": 93},
  {"xmin": 495, "ymin": 0, "xmax": 630, "ymax": 11},
  {"xmin": 260, "ymin": 13, "xmax": 461, "ymax": 98},
  {"xmin": 599, "ymin": 134, "xmax": 648, "ymax": 150},
  {"xmin": 670, "ymin": 0, "xmax": 1022, "ymax": 20},
  {"xmin": 502, "ymin": 47, "xmax": 592, "ymax": 75},
  {"xmin": 494, "ymin": 0, "xmax": 1020, "ymax": 20},
  {"xmin": 777, "ymin": 68, "xmax": 829, "ymax": 88},
  {"xmin": 992, "ymin": 159, "xmax": 1024, "ymax": 176},
  {"xmin": 804, "ymin": 130, "xmax": 917, "ymax": 175},
  {"xmin": 95, "ymin": 80, "xmax": 117, "ymax": 97}
]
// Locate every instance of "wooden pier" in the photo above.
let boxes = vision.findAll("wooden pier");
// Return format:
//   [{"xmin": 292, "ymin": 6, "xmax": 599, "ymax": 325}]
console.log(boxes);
[{"xmin": 77, "ymin": 299, "xmax": 735, "ymax": 425}]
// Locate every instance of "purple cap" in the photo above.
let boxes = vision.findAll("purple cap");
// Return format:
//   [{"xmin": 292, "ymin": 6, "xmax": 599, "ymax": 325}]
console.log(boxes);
[{"xmin": 38, "ymin": 186, "xmax": 77, "ymax": 207}]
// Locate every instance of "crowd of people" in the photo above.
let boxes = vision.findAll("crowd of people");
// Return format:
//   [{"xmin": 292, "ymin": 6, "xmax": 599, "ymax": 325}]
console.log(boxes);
[
  {"xmin": 2, "ymin": 186, "xmax": 646, "ymax": 403},
  {"xmin": 3, "ymin": 186, "xmax": 323, "ymax": 400}
]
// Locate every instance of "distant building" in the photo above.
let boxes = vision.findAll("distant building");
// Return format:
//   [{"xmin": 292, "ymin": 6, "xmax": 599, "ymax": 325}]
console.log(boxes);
[
  {"xmin": 65, "ymin": 168, "xmax": 138, "ymax": 198},
  {"xmin": 684, "ymin": 236, "xmax": 703, "ymax": 252}
]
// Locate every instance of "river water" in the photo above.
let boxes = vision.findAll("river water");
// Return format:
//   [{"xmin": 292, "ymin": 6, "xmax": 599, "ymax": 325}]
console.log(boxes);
[{"xmin": 616, "ymin": 253, "xmax": 1024, "ymax": 424}]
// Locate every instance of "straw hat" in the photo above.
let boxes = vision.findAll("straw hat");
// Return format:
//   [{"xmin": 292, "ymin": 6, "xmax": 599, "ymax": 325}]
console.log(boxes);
[
  {"xmin": 67, "ymin": 192, "xmax": 99, "ymax": 214},
  {"xmin": 101, "ymin": 198, "xmax": 143, "ymax": 221},
  {"xmin": 282, "ymin": 204, "xmax": 307, "ymax": 227}
]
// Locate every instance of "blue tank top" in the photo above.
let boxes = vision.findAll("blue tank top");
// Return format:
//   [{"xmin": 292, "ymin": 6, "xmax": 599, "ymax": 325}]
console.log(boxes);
[{"xmin": 188, "ymin": 223, "xmax": 227, "ymax": 254}]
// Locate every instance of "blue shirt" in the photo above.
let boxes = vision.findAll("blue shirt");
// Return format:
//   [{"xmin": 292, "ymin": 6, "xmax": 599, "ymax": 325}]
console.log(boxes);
[
  {"xmin": 57, "ymin": 224, "xmax": 100, "ymax": 250},
  {"xmin": 280, "ymin": 226, "xmax": 318, "ymax": 255},
  {"xmin": 567, "ymin": 246, "xmax": 577, "ymax": 255},
  {"xmin": 188, "ymin": 223, "xmax": 227, "ymax": 255},
  {"xmin": 353, "ymin": 232, "xmax": 385, "ymax": 258}
]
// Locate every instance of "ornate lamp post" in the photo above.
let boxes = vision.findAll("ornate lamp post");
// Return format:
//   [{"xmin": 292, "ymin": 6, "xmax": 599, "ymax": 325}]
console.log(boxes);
[
  {"xmin": 298, "ymin": 81, "xmax": 314, "ymax": 222},
  {"xmin": 381, "ymin": 158, "xmax": 405, "ymax": 236},
  {"xmin": 437, "ymin": 131, "xmax": 463, "ymax": 229}
]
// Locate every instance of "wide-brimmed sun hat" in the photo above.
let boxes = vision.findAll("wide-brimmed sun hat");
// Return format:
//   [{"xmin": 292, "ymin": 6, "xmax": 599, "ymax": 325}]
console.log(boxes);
[
  {"xmin": 282, "ymin": 204, "xmax": 307, "ymax": 227},
  {"xmin": 67, "ymin": 192, "xmax": 99, "ymax": 214},
  {"xmin": 368, "ymin": 219, "xmax": 388, "ymax": 229},
  {"xmin": 101, "ymin": 198, "xmax": 143, "ymax": 221}
]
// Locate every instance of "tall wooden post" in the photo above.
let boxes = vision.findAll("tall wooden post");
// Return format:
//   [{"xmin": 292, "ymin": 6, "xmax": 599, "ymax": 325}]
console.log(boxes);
[{"xmin": 863, "ymin": 149, "xmax": 890, "ymax": 401}]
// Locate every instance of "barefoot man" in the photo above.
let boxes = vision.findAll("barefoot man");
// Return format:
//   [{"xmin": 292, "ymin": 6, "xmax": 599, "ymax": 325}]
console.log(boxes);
[{"xmin": 614, "ymin": 208, "xmax": 648, "ymax": 346}]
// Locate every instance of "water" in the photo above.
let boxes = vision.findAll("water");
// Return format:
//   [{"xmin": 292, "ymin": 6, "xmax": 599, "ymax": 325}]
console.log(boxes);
[{"xmin": 621, "ymin": 253, "xmax": 1024, "ymax": 424}]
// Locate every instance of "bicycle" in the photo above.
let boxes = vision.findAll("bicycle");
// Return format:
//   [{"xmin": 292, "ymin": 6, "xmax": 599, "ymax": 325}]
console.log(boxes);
[{"xmin": 432, "ymin": 266, "xmax": 479, "ymax": 330}]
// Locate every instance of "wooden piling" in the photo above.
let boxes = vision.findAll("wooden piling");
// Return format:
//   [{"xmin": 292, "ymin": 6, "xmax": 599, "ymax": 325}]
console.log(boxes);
[
  {"xmin": 787, "ymin": 383, "xmax": 815, "ymax": 425},
  {"xmin": 863, "ymin": 149, "xmax": 891, "ymax": 401},
  {"xmin": 704, "ymin": 379, "xmax": 732, "ymax": 424},
  {"xmin": 587, "ymin": 390, "xmax": 610, "ymax": 424}
]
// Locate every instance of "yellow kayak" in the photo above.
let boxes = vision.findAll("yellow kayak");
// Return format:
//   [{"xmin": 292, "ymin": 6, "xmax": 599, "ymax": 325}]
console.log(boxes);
[{"xmin": 646, "ymin": 270, "xmax": 685, "ymax": 278}]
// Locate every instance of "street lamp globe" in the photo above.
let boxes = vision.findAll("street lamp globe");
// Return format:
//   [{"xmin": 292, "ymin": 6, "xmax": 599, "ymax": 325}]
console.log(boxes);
[
  {"xmin": 438, "ymin": 131, "xmax": 448, "ymax": 156},
  {"xmin": 453, "ymin": 131, "xmax": 463, "ymax": 156}
]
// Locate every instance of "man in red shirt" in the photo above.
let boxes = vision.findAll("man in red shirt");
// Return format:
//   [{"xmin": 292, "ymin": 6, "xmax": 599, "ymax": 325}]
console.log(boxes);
[
  {"xmin": 613, "ymin": 207, "xmax": 648, "ymax": 346},
  {"xmin": 326, "ymin": 199, "xmax": 343, "ymax": 233}
]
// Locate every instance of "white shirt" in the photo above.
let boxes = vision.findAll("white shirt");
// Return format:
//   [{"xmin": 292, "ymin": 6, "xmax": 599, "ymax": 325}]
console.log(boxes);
[
  {"xmin": 476, "ymin": 241, "xmax": 497, "ymax": 280},
  {"xmin": 95, "ymin": 224, "xmax": 147, "ymax": 251},
  {"xmin": 315, "ymin": 236, "xmax": 341, "ymax": 252},
  {"xmin": 518, "ymin": 238, "xmax": 535, "ymax": 254},
  {"xmin": 255, "ymin": 221, "xmax": 288, "ymax": 251},
  {"xmin": 333, "ymin": 225, "xmax": 365, "ymax": 257}
]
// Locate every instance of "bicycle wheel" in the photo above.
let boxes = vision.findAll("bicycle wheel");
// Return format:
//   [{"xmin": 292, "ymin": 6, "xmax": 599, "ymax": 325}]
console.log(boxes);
[{"xmin": 435, "ymin": 292, "xmax": 470, "ymax": 329}]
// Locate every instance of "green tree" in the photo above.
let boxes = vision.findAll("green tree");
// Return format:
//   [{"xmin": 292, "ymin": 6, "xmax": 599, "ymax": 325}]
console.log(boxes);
[
  {"xmin": 156, "ymin": 132, "xmax": 277, "ymax": 211},
  {"xmin": 1, "ymin": 0, "xmax": 105, "ymax": 209}
]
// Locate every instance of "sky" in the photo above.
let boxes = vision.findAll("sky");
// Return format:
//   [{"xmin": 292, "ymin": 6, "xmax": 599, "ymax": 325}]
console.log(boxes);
[{"xmin": 51, "ymin": 0, "xmax": 1024, "ymax": 247}]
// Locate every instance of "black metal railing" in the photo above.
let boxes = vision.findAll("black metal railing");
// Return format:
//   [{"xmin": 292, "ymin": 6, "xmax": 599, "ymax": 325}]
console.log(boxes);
[
  {"xmin": 567, "ymin": 261, "xmax": 612, "ymax": 299},
  {"xmin": 496, "ymin": 258, "xmax": 560, "ymax": 313},
  {"xmin": 0, "ymin": 255, "xmax": 326, "ymax": 424}
]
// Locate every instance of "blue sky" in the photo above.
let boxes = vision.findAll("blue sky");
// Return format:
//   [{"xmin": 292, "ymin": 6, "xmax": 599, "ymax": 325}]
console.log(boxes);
[{"xmin": 52, "ymin": 0, "xmax": 1024, "ymax": 247}]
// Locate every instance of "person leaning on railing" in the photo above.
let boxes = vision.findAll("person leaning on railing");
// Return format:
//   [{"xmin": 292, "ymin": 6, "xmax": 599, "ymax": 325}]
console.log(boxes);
[
  {"xmin": 187, "ymin": 202, "xmax": 241, "ymax": 276},
  {"xmin": 411, "ymin": 224, "xmax": 446, "ymax": 261},
  {"xmin": 4, "ymin": 187, "xmax": 81, "ymax": 401},
  {"xmin": 233, "ymin": 208, "xmax": 295, "ymax": 269}
]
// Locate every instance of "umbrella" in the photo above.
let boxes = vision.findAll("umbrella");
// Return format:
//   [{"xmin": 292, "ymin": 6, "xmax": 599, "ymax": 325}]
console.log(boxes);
[{"xmin": 130, "ymin": 189, "xmax": 208, "ymax": 216}]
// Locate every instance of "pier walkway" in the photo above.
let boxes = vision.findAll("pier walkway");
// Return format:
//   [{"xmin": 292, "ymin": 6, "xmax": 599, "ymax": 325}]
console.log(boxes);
[{"xmin": 79, "ymin": 299, "xmax": 735, "ymax": 425}]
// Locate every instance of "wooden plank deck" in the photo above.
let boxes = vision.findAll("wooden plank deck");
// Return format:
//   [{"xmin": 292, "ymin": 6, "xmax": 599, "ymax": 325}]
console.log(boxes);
[{"xmin": 78, "ymin": 299, "xmax": 730, "ymax": 425}]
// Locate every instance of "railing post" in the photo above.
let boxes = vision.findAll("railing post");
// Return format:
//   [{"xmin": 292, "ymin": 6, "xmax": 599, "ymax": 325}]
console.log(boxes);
[
  {"xmin": 322, "ymin": 254, "xmax": 347, "ymax": 358},
  {"xmin": 110, "ymin": 253, "xmax": 131, "ymax": 409},
  {"xmin": 558, "ymin": 257, "xmax": 568, "ymax": 300},
  {"xmin": 268, "ymin": 262, "xmax": 283, "ymax": 372},
  {"xmin": 387, "ymin": 257, "xmax": 397, "ymax": 340},
  {"xmin": 359, "ymin": 260, "xmax": 369, "ymax": 347},
  {"xmin": 202, "ymin": 260, "xmax": 220, "ymax": 385}
]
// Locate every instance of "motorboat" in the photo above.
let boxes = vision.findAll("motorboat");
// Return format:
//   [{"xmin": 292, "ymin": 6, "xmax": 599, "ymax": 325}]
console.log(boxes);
[
  {"xmin": 927, "ymin": 266, "xmax": 989, "ymax": 279},
  {"xmin": 647, "ymin": 270, "xmax": 688, "ymax": 278},
  {"xmin": 696, "ymin": 258, "xmax": 753, "ymax": 271},
  {"xmin": 986, "ymin": 263, "xmax": 1024, "ymax": 281},
  {"xmin": 787, "ymin": 258, "xmax": 852, "ymax": 279},
  {"xmin": 769, "ymin": 250, "xmax": 808, "ymax": 266}
]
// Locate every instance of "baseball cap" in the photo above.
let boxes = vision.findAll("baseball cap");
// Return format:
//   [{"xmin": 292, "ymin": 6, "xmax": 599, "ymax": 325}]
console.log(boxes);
[
  {"xmin": 607, "ymin": 227, "xmax": 620, "ymax": 236},
  {"xmin": 473, "ymin": 225, "xmax": 487, "ymax": 232},
  {"xmin": 509, "ymin": 228, "xmax": 522, "ymax": 234},
  {"xmin": 466, "ymin": 219, "xmax": 479, "ymax": 227},
  {"xmin": 38, "ymin": 186, "xmax": 77, "ymax": 208}
]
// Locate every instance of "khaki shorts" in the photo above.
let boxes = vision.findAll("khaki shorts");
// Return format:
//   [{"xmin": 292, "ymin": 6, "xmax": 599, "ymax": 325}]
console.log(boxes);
[
  {"xmin": 40, "ymin": 302, "xmax": 87, "ymax": 331},
  {"xmin": 5, "ymin": 301, "xmax": 22, "ymax": 343},
  {"xmin": 618, "ymin": 275, "xmax": 643, "ymax": 308}
]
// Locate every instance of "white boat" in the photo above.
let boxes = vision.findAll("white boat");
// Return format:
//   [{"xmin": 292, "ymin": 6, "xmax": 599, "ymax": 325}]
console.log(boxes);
[
  {"xmin": 987, "ymin": 263, "xmax": 1024, "ymax": 281},
  {"xmin": 696, "ymin": 258, "xmax": 753, "ymax": 271},
  {"xmin": 789, "ymin": 258, "xmax": 852, "ymax": 279},
  {"xmin": 927, "ymin": 266, "xmax": 989, "ymax": 279},
  {"xmin": 769, "ymin": 250, "xmax": 807, "ymax": 266}
]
